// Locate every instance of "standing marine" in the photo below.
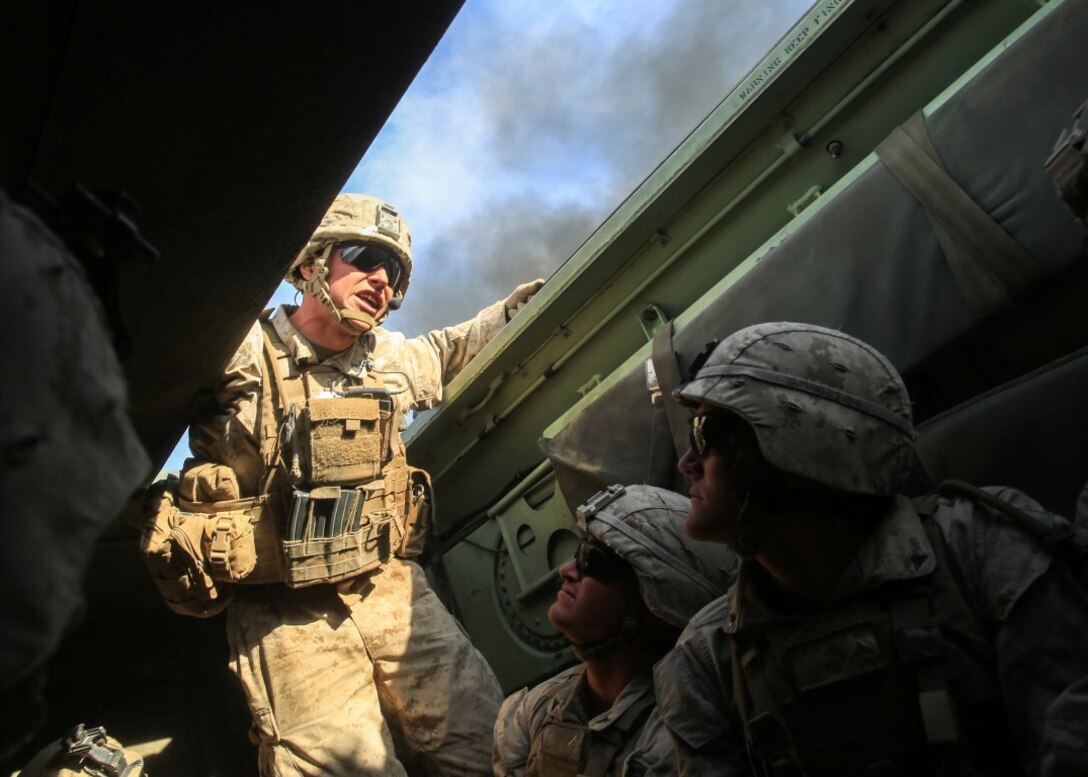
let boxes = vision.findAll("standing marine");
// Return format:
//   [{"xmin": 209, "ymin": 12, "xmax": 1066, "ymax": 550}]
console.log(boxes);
[
  {"xmin": 634, "ymin": 321, "xmax": 1088, "ymax": 776},
  {"xmin": 141, "ymin": 193, "xmax": 543, "ymax": 776},
  {"xmin": 492, "ymin": 484, "xmax": 736, "ymax": 777}
]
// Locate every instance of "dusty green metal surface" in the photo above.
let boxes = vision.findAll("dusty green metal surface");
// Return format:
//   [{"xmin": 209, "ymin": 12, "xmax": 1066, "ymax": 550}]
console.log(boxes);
[{"xmin": 408, "ymin": 0, "xmax": 1057, "ymax": 691}]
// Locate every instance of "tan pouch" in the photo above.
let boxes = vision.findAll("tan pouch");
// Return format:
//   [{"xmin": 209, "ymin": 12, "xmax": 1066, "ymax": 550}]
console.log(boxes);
[
  {"xmin": 290, "ymin": 396, "xmax": 390, "ymax": 486},
  {"xmin": 398, "ymin": 467, "xmax": 434, "ymax": 558},
  {"xmin": 177, "ymin": 495, "xmax": 285, "ymax": 584},
  {"xmin": 282, "ymin": 515, "xmax": 396, "ymax": 587},
  {"xmin": 139, "ymin": 481, "xmax": 232, "ymax": 618},
  {"xmin": 281, "ymin": 471, "xmax": 409, "ymax": 586},
  {"xmin": 178, "ymin": 461, "xmax": 241, "ymax": 502}
]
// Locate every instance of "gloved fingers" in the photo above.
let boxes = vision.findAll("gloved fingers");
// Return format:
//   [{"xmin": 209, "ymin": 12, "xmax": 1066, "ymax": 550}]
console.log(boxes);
[{"xmin": 505, "ymin": 278, "xmax": 545, "ymax": 320}]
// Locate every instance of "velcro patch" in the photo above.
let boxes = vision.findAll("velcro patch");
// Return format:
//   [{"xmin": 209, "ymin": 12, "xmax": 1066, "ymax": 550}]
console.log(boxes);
[{"xmin": 786, "ymin": 622, "xmax": 886, "ymax": 691}]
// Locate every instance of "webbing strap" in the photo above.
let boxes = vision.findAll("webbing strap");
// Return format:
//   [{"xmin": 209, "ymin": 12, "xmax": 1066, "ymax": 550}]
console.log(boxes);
[
  {"xmin": 258, "ymin": 319, "xmax": 310, "ymax": 495},
  {"xmin": 651, "ymin": 321, "xmax": 691, "ymax": 458},
  {"xmin": 876, "ymin": 111, "xmax": 1042, "ymax": 317},
  {"xmin": 731, "ymin": 633, "xmax": 806, "ymax": 776},
  {"xmin": 888, "ymin": 593, "xmax": 959, "ymax": 745},
  {"xmin": 535, "ymin": 672, "xmax": 586, "ymax": 777}
]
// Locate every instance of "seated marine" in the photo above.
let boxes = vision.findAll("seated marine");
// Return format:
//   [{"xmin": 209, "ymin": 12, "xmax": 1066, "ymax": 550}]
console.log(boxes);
[
  {"xmin": 632, "ymin": 321, "xmax": 1088, "ymax": 776},
  {"xmin": 492, "ymin": 483, "xmax": 737, "ymax": 777}
]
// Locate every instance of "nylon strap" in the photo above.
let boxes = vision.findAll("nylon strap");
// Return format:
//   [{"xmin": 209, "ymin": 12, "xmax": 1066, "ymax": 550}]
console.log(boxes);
[
  {"xmin": 535, "ymin": 672, "xmax": 587, "ymax": 777},
  {"xmin": 876, "ymin": 111, "xmax": 1042, "ymax": 317},
  {"xmin": 536, "ymin": 669, "xmax": 656, "ymax": 777},
  {"xmin": 888, "ymin": 593, "xmax": 960, "ymax": 745},
  {"xmin": 258, "ymin": 326, "xmax": 291, "ymax": 493},
  {"xmin": 731, "ymin": 632, "xmax": 806, "ymax": 776},
  {"xmin": 651, "ymin": 321, "xmax": 691, "ymax": 458}
]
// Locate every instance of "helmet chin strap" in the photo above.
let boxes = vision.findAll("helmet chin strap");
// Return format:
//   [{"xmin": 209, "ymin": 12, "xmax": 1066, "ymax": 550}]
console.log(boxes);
[{"xmin": 337, "ymin": 308, "xmax": 377, "ymax": 334}]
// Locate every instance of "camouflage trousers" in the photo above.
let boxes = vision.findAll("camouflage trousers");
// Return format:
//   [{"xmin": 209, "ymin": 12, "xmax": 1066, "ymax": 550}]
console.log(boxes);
[{"xmin": 226, "ymin": 557, "xmax": 503, "ymax": 776}]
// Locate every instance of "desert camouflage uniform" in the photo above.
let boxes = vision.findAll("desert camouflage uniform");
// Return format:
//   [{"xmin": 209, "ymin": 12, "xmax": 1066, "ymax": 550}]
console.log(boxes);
[
  {"xmin": 189, "ymin": 303, "xmax": 506, "ymax": 776},
  {"xmin": 493, "ymin": 665, "xmax": 654, "ymax": 777},
  {"xmin": 636, "ymin": 486, "xmax": 1088, "ymax": 776},
  {"xmin": 492, "ymin": 484, "xmax": 737, "ymax": 777}
]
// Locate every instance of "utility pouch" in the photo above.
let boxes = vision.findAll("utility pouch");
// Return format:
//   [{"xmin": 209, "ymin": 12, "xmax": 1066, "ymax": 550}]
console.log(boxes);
[
  {"xmin": 288, "ymin": 395, "xmax": 391, "ymax": 487},
  {"xmin": 281, "ymin": 475, "xmax": 407, "ymax": 587},
  {"xmin": 398, "ymin": 467, "xmax": 434, "ymax": 558},
  {"xmin": 139, "ymin": 479, "xmax": 232, "ymax": 618},
  {"xmin": 177, "ymin": 494, "xmax": 286, "ymax": 585}
]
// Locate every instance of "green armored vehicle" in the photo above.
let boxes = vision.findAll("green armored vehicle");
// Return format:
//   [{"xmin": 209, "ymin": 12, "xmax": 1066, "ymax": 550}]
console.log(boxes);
[{"xmin": 2, "ymin": 0, "xmax": 1085, "ymax": 773}]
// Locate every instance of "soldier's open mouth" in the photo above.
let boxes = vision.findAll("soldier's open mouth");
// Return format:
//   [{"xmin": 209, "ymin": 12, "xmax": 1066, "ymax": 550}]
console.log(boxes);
[{"xmin": 356, "ymin": 291, "xmax": 383, "ymax": 312}]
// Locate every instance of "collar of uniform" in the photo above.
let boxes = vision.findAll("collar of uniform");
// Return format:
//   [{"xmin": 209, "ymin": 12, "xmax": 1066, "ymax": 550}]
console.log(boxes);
[
  {"xmin": 585, "ymin": 670, "xmax": 654, "ymax": 733},
  {"xmin": 831, "ymin": 494, "xmax": 936, "ymax": 599},
  {"xmin": 555, "ymin": 667, "xmax": 654, "ymax": 732},
  {"xmin": 723, "ymin": 495, "xmax": 934, "ymax": 633},
  {"xmin": 270, "ymin": 305, "xmax": 375, "ymax": 371}
]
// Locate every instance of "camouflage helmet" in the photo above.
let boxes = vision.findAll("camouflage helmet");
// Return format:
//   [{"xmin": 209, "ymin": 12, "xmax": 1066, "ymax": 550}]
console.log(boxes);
[
  {"xmin": 576, "ymin": 484, "xmax": 736, "ymax": 628},
  {"xmin": 286, "ymin": 193, "xmax": 413, "ymax": 328},
  {"xmin": 675, "ymin": 322, "xmax": 915, "ymax": 495}
]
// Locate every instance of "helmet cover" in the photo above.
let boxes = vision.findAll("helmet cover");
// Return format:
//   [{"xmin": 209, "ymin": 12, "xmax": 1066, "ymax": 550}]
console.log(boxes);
[
  {"xmin": 675, "ymin": 322, "xmax": 915, "ymax": 495},
  {"xmin": 576, "ymin": 484, "xmax": 736, "ymax": 628},
  {"xmin": 286, "ymin": 194, "xmax": 413, "ymax": 327}
]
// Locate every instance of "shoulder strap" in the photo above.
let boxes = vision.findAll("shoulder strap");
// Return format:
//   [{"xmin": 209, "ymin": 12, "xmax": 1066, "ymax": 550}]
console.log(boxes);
[
  {"xmin": 257, "ymin": 318, "xmax": 298, "ymax": 492},
  {"xmin": 730, "ymin": 631, "xmax": 807, "ymax": 777},
  {"xmin": 876, "ymin": 111, "xmax": 1042, "ymax": 317},
  {"xmin": 531, "ymin": 672, "xmax": 587, "ymax": 777}
]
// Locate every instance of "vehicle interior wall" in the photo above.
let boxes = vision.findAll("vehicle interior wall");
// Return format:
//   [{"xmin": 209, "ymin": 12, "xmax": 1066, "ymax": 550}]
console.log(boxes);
[
  {"xmin": 545, "ymin": 0, "xmax": 1087, "ymax": 515},
  {"xmin": 406, "ymin": 0, "xmax": 1041, "ymax": 535},
  {"xmin": 453, "ymin": 0, "xmax": 1087, "ymax": 693}
]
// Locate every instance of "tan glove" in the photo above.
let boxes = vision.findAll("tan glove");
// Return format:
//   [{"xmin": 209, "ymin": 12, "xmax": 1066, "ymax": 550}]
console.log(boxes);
[{"xmin": 504, "ymin": 278, "xmax": 545, "ymax": 321}]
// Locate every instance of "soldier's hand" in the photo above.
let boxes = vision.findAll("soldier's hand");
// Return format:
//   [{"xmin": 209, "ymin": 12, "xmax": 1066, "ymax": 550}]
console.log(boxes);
[{"xmin": 504, "ymin": 278, "xmax": 545, "ymax": 321}]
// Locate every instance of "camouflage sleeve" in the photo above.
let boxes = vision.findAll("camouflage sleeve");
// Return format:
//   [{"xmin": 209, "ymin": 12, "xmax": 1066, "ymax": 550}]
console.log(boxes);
[
  {"xmin": 187, "ymin": 320, "xmax": 266, "ymax": 496},
  {"xmin": 640, "ymin": 598, "xmax": 748, "ymax": 776},
  {"xmin": 401, "ymin": 298, "xmax": 508, "ymax": 409},
  {"xmin": 492, "ymin": 688, "xmax": 532, "ymax": 777},
  {"xmin": 1033, "ymin": 675, "xmax": 1088, "ymax": 777},
  {"xmin": 935, "ymin": 487, "xmax": 1088, "ymax": 773},
  {"xmin": 492, "ymin": 667, "xmax": 580, "ymax": 777}
]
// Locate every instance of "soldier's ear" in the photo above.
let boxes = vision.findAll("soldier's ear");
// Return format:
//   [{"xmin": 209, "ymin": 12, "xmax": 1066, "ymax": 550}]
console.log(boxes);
[{"xmin": 298, "ymin": 257, "xmax": 317, "ymax": 280}]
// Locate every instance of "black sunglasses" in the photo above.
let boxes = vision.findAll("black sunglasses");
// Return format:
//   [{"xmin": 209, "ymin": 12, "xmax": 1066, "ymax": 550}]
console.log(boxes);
[
  {"xmin": 689, "ymin": 412, "xmax": 742, "ymax": 458},
  {"xmin": 337, "ymin": 242, "xmax": 404, "ymax": 288},
  {"xmin": 574, "ymin": 539, "xmax": 624, "ymax": 582}
]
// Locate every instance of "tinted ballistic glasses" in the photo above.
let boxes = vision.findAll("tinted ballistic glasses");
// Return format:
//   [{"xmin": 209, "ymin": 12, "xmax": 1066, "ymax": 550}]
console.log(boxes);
[
  {"xmin": 574, "ymin": 539, "xmax": 624, "ymax": 582},
  {"xmin": 336, "ymin": 242, "xmax": 404, "ymax": 287},
  {"xmin": 689, "ymin": 412, "xmax": 742, "ymax": 458}
]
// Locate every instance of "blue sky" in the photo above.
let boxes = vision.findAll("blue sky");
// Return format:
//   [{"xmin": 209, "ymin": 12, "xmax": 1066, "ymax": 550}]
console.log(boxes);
[{"xmin": 164, "ymin": 0, "xmax": 811, "ymax": 472}]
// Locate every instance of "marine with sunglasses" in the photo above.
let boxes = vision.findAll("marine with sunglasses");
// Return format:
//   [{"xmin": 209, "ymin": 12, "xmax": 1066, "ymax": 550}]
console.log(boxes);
[
  {"xmin": 140, "ymin": 193, "xmax": 543, "ymax": 776},
  {"xmin": 629, "ymin": 322, "xmax": 1088, "ymax": 776},
  {"xmin": 492, "ymin": 484, "xmax": 736, "ymax": 777}
]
